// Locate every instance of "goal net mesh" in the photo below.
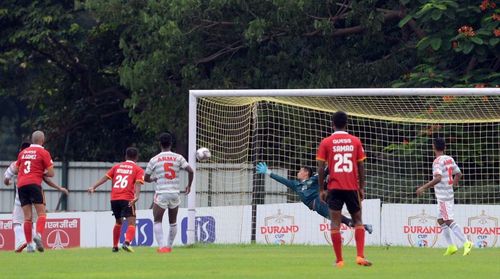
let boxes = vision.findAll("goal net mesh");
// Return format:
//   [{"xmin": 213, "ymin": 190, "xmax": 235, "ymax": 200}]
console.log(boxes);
[{"xmin": 195, "ymin": 94, "xmax": 500, "ymax": 208}]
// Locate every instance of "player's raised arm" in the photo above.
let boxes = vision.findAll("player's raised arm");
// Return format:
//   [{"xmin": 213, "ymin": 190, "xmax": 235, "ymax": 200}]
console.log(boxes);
[{"xmin": 256, "ymin": 162, "xmax": 300, "ymax": 190}]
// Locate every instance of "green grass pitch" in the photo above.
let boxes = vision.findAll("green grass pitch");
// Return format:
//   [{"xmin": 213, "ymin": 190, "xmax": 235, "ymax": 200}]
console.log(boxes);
[{"xmin": 1, "ymin": 245, "xmax": 498, "ymax": 279}]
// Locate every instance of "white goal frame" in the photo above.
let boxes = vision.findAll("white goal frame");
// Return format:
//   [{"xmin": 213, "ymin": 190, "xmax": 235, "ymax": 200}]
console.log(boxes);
[{"xmin": 186, "ymin": 88, "xmax": 500, "ymax": 245}]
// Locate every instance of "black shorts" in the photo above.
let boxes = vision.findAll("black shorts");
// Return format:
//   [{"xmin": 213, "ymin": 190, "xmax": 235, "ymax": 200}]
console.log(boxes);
[
  {"xmin": 111, "ymin": 200, "xmax": 136, "ymax": 219},
  {"xmin": 326, "ymin": 189, "xmax": 361, "ymax": 214},
  {"xmin": 18, "ymin": 184, "xmax": 45, "ymax": 206}
]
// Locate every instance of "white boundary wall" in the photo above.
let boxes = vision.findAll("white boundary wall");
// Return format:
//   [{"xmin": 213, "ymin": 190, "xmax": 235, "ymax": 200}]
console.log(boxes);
[{"xmin": 2, "ymin": 201, "xmax": 500, "ymax": 250}]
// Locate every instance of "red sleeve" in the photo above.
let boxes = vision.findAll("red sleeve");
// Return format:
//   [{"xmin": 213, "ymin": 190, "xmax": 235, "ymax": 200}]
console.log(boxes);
[
  {"xmin": 357, "ymin": 138, "xmax": 367, "ymax": 162},
  {"xmin": 42, "ymin": 150, "xmax": 54, "ymax": 169},
  {"xmin": 135, "ymin": 167, "xmax": 145, "ymax": 184},
  {"xmin": 106, "ymin": 165, "xmax": 116, "ymax": 180},
  {"xmin": 316, "ymin": 138, "xmax": 328, "ymax": 161}
]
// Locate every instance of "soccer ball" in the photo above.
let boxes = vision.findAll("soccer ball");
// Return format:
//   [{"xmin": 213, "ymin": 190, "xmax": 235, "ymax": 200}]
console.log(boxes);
[{"xmin": 196, "ymin": 147, "xmax": 211, "ymax": 161}]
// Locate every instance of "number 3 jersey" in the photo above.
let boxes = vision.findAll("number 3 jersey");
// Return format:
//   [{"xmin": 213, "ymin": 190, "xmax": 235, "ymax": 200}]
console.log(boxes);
[
  {"xmin": 106, "ymin": 160, "xmax": 145, "ymax": 201},
  {"xmin": 432, "ymin": 155, "xmax": 461, "ymax": 202},
  {"xmin": 316, "ymin": 131, "xmax": 366, "ymax": 191},
  {"xmin": 145, "ymin": 151, "xmax": 189, "ymax": 194},
  {"xmin": 16, "ymin": 144, "xmax": 53, "ymax": 187}
]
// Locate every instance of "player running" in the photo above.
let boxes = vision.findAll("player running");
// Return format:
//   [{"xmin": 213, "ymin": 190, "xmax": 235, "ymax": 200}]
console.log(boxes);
[
  {"xmin": 15, "ymin": 131, "xmax": 55, "ymax": 253},
  {"xmin": 144, "ymin": 132, "xmax": 193, "ymax": 253},
  {"xmin": 416, "ymin": 137, "xmax": 473, "ymax": 256},
  {"xmin": 4, "ymin": 141, "xmax": 69, "ymax": 252},
  {"xmin": 256, "ymin": 162, "xmax": 373, "ymax": 234},
  {"xmin": 88, "ymin": 147, "xmax": 144, "ymax": 253},
  {"xmin": 317, "ymin": 111, "xmax": 371, "ymax": 267}
]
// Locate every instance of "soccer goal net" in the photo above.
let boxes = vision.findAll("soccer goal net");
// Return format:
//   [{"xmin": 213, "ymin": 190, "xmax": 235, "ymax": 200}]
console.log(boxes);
[{"xmin": 185, "ymin": 88, "xmax": 500, "ymax": 245}]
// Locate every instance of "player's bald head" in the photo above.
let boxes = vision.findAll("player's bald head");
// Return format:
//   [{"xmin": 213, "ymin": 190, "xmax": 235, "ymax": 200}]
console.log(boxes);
[{"xmin": 31, "ymin": 130, "xmax": 45, "ymax": 145}]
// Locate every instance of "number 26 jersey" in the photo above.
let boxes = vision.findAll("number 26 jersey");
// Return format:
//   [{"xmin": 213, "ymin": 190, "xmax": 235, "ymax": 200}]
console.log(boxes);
[
  {"xmin": 145, "ymin": 151, "xmax": 189, "ymax": 194},
  {"xmin": 106, "ymin": 160, "xmax": 144, "ymax": 201}
]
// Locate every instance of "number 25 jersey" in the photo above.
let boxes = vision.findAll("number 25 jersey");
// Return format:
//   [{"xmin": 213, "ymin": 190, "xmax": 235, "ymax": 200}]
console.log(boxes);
[
  {"xmin": 106, "ymin": 160, "xmax": 144, "ymax": 201},
  {"xmin": 316, "ymin": 131, "xmax": 366, "ymax": 191},
  {"xmin": 145, "ymin": 151, "xmax": 189, "ymax": 193}
]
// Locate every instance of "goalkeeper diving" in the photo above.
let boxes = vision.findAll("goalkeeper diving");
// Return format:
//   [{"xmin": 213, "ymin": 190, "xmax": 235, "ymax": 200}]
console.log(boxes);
[{"xmin": 256, "ymin": 162, "xmax": 373, "ymax": 234}]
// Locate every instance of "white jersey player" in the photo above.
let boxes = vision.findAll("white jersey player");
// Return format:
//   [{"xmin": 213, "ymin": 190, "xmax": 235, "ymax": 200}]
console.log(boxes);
[
  {"xmin": 144, "ymin": 132, "xmax": 193, "ymax": 253},
  {"xmin": 416, "ymin": 137, "xmax": 472, "ymax": 256},
  {"xmin": 3, "ymin": 141, "xmax": 69, "ymax": 253}
]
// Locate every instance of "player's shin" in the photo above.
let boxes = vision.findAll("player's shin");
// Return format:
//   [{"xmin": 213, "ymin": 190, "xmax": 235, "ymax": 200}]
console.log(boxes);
[
  {"xmin": 354, "ymin": 225, "xmax": 365, "ymax": 258},
  {"xmin": 24, "ymin": 221, "xmax": 33, "ymax": 243},
  {"xmin": 168, "ymin": 223, "xmax": 177, "ymax": 247},
  {"xmin": 113, "ymin": 224, "xmax": 121, "ymax": 247},
  {"xmin": 125, "ymin": 225, "xmax": 136, "ymax": 244},
  {"xmin": 330, "ymin": 229, "xmax": 343, "ymax": 263},
  {"xmin": 154, "ymin": 222, "xmax": 164, "ymax": 247},
  {"xmin": 36, "ymin": 215, "xmax": 46, "ymax": 236},
  {"xmin": 13, "ymin": 223, "xmax": 25, "ymax": 248}
]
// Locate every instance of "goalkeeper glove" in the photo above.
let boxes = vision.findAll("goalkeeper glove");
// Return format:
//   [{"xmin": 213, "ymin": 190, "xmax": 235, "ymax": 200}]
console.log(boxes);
[{"xmin": 256, "ymin": 162, "xmax": 271, "ymax": 175}]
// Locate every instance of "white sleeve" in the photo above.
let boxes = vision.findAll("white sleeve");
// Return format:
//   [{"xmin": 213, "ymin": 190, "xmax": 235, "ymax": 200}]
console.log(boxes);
[
  {"xmin": 452, "ymin": 161, "xmax": 461, "ymax": 175},
  {"xmin": 4, "ymin": 162, "xmax": 17, "ymax": 179},
  {"xmin": 145, "ymin": 158, "xmax": 155, "ymax": 175},
  {"xmin": 178, "ymin": 156, "xmax": 189, "ymax": 169},
  {"xmin": 432, "ymin": 161, "xmax": 443, "ymax": 176}
]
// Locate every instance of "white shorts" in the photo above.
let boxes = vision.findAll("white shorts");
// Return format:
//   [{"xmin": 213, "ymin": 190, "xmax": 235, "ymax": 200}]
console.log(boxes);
[
  {"xmin": 12, "ymin": 204, "xmax": 24, "ymax": 224},
  {"xmin": 437, "ymin": 200, "xmax": 454, "ymax": 221},
  {"xmin": 154, "ymin": 193, "xmax": 181, "ymax": 209}
]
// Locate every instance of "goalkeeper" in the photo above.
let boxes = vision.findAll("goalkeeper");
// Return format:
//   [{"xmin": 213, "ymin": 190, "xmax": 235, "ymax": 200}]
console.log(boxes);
[{"xmin": 256, "ymin": 162, "xmax": 373, "ymax": 234}]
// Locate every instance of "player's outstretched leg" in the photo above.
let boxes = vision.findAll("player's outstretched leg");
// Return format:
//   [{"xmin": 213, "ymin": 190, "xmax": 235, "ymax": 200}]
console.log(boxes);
[{"xmin": 440, "ymin": 223, "xmax": 457, "ymax": 256}]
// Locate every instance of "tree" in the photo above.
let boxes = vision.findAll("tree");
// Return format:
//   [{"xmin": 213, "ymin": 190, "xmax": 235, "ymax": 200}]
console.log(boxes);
[
  {"xmin": 0, "ymin": 0, "xmax": 151, "ymax": 161},
  {"xmin": 395, "ymin": 0, "xmax": 500, "ymax": 87}
]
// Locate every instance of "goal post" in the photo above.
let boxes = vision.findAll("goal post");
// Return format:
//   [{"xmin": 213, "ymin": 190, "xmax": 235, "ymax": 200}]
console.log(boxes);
[{"xmin": 186, "ymin": 88, "xmax": 500, "ymax": 245}]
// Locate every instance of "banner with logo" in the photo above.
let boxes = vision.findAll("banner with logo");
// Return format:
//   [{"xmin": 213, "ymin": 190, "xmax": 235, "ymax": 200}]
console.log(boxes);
[
  {"xmin": 95, "ymin": 205, "xmax": 252, "ymax": 247},
  {"xmin": 381, "ymin": 204, "xmax": 500, "ymax": 248},
  {"xmin": 0, "ymin": 212, "xmax": 94, "ymax": 250},
  {"xmin": 255, "ymin": 199, "xmax": 381, "ymax": 245}
]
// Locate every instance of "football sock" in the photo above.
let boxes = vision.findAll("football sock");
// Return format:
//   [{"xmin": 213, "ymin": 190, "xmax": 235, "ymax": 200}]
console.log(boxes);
[
  {"xmin": 24, "ymin": 221, "xmax": 33, "ymax": 243},
  {"xmin": 125, "ymin": 225, "xmax": 136, "ymax": 244},
  {"xmin": 168, "ymin": 223, "xmax": 177, "ymax": 247},
  {"xmin": 36, "ymin": 215, "xmax": 46, "ymax": 236},
  {"xmin": 113, "ymin": 224, "xmax": 121, "ymax": 247},
  {"xmin": 13, "ymin": 223, "xmax": 25, "ymax": 247},
  {"xmin": 330, "ymin": 229, "xmax": 343, "ymax": 262},
  {"xmin": 440, "ymin": 223, "xmax": 455, "ymax": 246},
  {"xmin": 449, "ymin": 222, "xmax": 467, "ymax": 244},
  {"xmin": 154, "ymin": 222, "xmax": 164, "ymax": 247},
  {"xmin": 354, "ymin": 225, "xmax": 365, "ymax": 258}
]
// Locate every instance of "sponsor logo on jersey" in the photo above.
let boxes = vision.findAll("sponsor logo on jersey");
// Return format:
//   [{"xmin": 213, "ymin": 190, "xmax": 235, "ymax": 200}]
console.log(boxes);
[
  {"xmin": 404, "ymin": 210, "xmax": 439, "ymax": 247},
  {"xmin": 259, "ymin": 210, "xmax": 298, "ymax": 245},
  {"xmin": 465, "ymin": 210, "xmax": 499, "ymax": 248},
  {"xmin": 181, "ymin": 216, "xmax": 216, "ymax": 244},
  {"xmin": 320, "ymin": 216, "xmax": 354, "ymax": 245},
  {"xmin": 44, "ymin": 218, "xmax": 80, "ymax": 249},
  {"xmin": 120, "ymin": 219, "xmax": 154, "ymax": 246}
]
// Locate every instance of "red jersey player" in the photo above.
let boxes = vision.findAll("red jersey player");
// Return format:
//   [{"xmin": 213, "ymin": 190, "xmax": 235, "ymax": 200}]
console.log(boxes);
[
  {"xmin": 316, "ymin": 111, "xmax": 371, "ymax": 267},
  {"xmin": 15, "ymin": 131, "xmax": 55, "ymax": 252},
  {"xmin": 88, "ymin": 147, "xmax": 144, "ymax": 252}
]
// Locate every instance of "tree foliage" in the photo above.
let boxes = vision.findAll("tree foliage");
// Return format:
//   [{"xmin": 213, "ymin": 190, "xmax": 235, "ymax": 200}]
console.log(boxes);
[{"xmin": 1, "ymin": 0, "xmax": 498, "ymax": 160}]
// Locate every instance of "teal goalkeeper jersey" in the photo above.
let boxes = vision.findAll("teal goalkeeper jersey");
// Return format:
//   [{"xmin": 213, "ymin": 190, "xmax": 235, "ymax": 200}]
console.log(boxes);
[{"xmin": 269, "ymin": 173, "xmax": 319, "ymax": 207}]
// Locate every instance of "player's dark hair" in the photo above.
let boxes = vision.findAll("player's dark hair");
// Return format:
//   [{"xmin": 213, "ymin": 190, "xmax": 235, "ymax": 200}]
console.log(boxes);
[
  {"xmin": 159, "ymin": 132, "xmax": 172, "ymax": 149},
  {"xmin": 332, "ymin": 111, "xmax": 348, "ymax": 129},
  {"xmin": 125, "ymin": 147, "xmax": 139, "ymax": 160},
  {"xmin": 433, "ymin": 137, "xmax": 446, "ymax": 151},
  {"xmin": 301, "ymin": 166, "xmax": 313, "ymax": 178},
  {"xmin": 20, "ymin": 141, "xmax": 31, "ymax": 151}
]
